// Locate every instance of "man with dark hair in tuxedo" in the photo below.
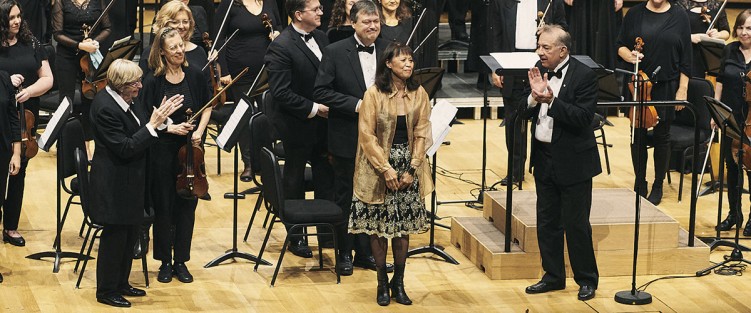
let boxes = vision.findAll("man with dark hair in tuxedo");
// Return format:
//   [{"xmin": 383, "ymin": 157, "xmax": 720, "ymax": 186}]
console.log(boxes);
[
  {"xmin": 488, "ymin": 0, "xmax": 567, "ymax": 187},
  {"xmin": 521, "ymin": 24, "xmax": 600, "ymax": 301},
  {"xmin": 265, "ymin": 0, "xmax": 335, "ymax": 259},
  {"xmin": 314, "ymin": 0, "xmax": 393, "ymax": 275}
]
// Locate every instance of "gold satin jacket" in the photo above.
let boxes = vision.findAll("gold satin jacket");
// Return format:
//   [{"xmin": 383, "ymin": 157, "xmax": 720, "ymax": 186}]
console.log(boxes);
[{"xmin": 353, "ymin": 85, "xmax": 434, "ymax": 204}]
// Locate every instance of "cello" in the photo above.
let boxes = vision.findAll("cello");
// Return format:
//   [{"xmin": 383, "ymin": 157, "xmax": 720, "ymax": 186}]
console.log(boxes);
[
  {"xmin": 16, "ymin": 87, "xmax": 37, "ymax": 159},
  {"xmin": 628, "ymin": 37, "xmax": 659, "ymax": 129}
]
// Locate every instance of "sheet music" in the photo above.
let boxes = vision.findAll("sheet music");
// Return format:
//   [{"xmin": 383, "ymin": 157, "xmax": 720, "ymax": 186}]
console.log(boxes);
[
  {"xmin": 216, "ymin": 98, "xmax": 251, "ymax": 150},
  {"xmin": 427, "ymin": 99, "xmax": 458, "ymax": 157},
  {"xmin": 38, "ymin": 97, "xmax": 71, "ymax": 152},
  {"xmin": 490, "ymin": 52, "xmax": 540, "ymax": 70}
]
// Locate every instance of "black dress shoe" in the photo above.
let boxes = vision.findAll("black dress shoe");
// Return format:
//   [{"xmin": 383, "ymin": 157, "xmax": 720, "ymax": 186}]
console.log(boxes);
[
  {"xmin": 525, "ymin": 281, "xmax": 565, "ymax": 294},
  {"xmin": 716, "ymin": 214, "xmax": 740, "ymax": 231},
  {"xmin": 288, "ymin": 240, "xmax": 313, "ymax": 258},
  {"xmin": 0, "ymin": 272, "xmax": 3, "ymax": 283},
  {"xmin": 240, "ymin": 167, "xmax": 252, "ymax": 182},
  {"xmin": 647, "ymin": 183, "xmax": 663, "ymax": 205},
  {"xmin": 744, "ymin": 220, "xmax": 751, "ymax": 237},
  {"xmin": 3, "ymin": 230, "xmax": 25, "ymax": 247},
  {"xmin": 120, "ymin": 285, "xmax": 146, "ymax": 297},
  {"xmin": 578, "ymin": 285, "xmax": 596, "ymax": 301},
  {"xmin": 97, "ymin": 295, "xmax": 131, "ymax": 308},
  {"xmin": 173, "ymin": 262, "xmax": 194, "ymax": 283},
  {"xmin": 500, "ymin": 175, "xmax": 523, "ymax": 186},
  {"xmin": 337, "ymin": 255, "xmax": 354, "ymax": 276},
  {"xmin": 157, "ymin": 262, "xmax": 173, "ymax": 283}
]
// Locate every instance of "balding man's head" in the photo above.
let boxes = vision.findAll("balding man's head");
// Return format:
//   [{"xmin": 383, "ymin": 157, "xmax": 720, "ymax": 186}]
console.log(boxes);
[{"xmin": 536, "ymin": 25, "xmax": 571, "ymax": 70}]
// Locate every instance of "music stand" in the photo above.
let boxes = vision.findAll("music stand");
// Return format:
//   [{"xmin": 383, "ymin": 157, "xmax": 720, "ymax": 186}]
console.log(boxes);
[
  {"xmin": 697, "ymin": 97, "xmax": 751, "ymax": 260},
  {"xmin": 245, "ymin": 65, "xmax": 269, "ymax": 99},
  {"xmin": 407, "ymin": 68, "xmax": 459, "ymax": 264},
  {"xmin": 697, "ymin": 38, "xmax": 725, "ymax": 76},
  {"xmin": 83, "ymin": 37, "xmax": 140, "ymax": 99},
  {"xmin": 206, "ymin": 96, "xmax": 271, "ymax": 268}
]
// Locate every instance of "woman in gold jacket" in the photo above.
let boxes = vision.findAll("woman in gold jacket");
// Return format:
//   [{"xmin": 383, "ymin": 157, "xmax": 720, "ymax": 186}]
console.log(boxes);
[{"xmin": 349, "ymin": 42, "xmax": 433, "ymax": 306}]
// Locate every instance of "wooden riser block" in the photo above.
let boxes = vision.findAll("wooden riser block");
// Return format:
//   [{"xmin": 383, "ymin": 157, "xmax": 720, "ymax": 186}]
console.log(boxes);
[
  {"xmin": 452, "ymin": 217, "xmax": 710, "ymax": 280},
  {"xmin": 483, "ymin": 189, "xmax": 681, "ymax": 253}
]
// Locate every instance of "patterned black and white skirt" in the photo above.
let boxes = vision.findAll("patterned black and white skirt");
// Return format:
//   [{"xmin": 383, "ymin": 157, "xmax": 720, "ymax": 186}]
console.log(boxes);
[{"xmin": 349, "ymin": 142, "xmax": 429, "ymax": 239}]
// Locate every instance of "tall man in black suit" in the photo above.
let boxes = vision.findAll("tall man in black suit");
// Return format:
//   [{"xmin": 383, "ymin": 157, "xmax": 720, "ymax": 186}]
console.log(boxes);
[
  {"xmin": 314, "ymin": 0, "xmax": 393, "ymax": 275},
  {"xmin": 265, "ymin": 0, "xmax": 335, "ymax": 259},
  {"xmin": 520, "ymin": 25, "xmax": 600, "ymax": 301},
  {"xmin": 489, "ymin": 0, "xmax": 567, "ymax": 186},
  {"xmin": 90, "ymin": 60, "xmax": 184, "ymax": 307}
]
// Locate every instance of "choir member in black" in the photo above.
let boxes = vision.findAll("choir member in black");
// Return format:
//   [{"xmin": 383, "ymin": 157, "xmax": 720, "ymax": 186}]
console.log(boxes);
[
  {"xmin": 265, "ymin": 0, "xmax": 337, "ymax": 260},
  {"xmin": 0, "ymin": 70, "xmax": 22, "ymax": 284},
  {"xmin": 617, "ymin": 0, "xmax": 691, "ymax": 205},
  {"xmin": 563, "ymin": 0, "xmax": 623, "ymax": 70},
  {"xmin": 90, "ymin": 59, "xmax": 183, "ymax": 307},
  {"xmin": 489, "ymin": 0, "xmax": 567, "ymax": 187},
  {"xmin": 714, "ymin": 9, "xmax": 751, "ymax": 236},
  {"xmin": 466, "ymin": 0, "xmax": 490, "ymax": 89},
  {"xmin": 379, "ymin": 0, "xmax": 411, "ymax": 44},
  {"xmin": 141, "ymin": 27, "xmax": 212, "ymax": 284},
  {"xmin": 327, "ymin": 0, "xmax": 356, "ymax": 44},
  {"xmin": 0, "ymin": 0, "xmax": 53, "ymax": 247},
  {"xmin": 140, "ymin": 1, "xmax": 209, "ymax": 78},
  {"xmin": 681, "ymin": 0, "xmax": 730, "ymax": 78},
  {"xmin": 51, "ymin": 0, "xmax": 111, "ymax": 159},
  {"xmin": 215, "ymin": 0, "xmax": 281, "ymax": 181}
]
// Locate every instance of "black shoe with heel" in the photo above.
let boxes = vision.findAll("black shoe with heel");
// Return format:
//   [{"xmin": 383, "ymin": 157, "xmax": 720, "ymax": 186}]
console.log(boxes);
[
  {"xmin": 3, "ymin": 230, "xmax": 25, "ymax": 247},
  {"xmin": 390, "ymin": 264, "xmax": 412, "ymax": 305},
  {"xmin": 376, "ymin": 266, "xmax": 390, "ymax": 306},
  {"xmin": 716, "ymin": 214, "xmax": 740, "ymax": 231},
  {"xmin": 744, "ymin": 219, "xmax": 751, "ymax": 237}
]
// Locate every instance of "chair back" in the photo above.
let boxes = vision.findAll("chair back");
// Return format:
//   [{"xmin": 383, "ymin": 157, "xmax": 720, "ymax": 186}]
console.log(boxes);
[
  {"xmin": 74, "ymin": 147, "xmax": 95, "ymax": 223},
  {"xmin": 58, "ymin": 118, "xmax": 86, "ymax": 182},
  {"xmin": 259, "ymin": 147, "xmax": 284, "ymax": 220},
  {"xmin": 676, "ymin": 78, "xmax": 713, "ymax": 133},
  {"xmin": 249, "ymin": 112, "xmax": 275, "ymax": 177}
]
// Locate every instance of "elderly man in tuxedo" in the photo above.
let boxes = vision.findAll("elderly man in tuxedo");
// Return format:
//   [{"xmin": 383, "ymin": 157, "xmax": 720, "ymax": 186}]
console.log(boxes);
[
  {"xmin": 521, "ymin": 25, "xmax": 600, "ymax": 301},
  {"xmin": 313, "ymin": 0, "xmax": 393, "ymax": 275}
]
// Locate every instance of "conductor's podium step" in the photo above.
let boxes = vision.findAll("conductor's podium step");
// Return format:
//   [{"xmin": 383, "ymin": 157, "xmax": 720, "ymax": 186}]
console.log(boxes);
[{"xmin": 450, "ymin": 189, "xmax": 709, "ymax": 280}]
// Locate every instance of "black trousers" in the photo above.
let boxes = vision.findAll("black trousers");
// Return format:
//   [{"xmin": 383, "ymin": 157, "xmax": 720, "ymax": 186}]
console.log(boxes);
[
  {"xmin": 630, "ymin": 79, "xmax": 678, "ymax": 185},
  {"xmin": 2, "ymin": 158, "xmax": 28, "ymax": 230},
  {"xmin": 446, "ymin": 0, "xmax": 469, "ymax": 37},
  {"xmin": 331, "ymin": 155, "xmax": 370, "ymax": 258},
  {"xmin": 503, "ymin": 78, "xmax": 529, "ymax": 178},
  {"xmin": 0, "ymin": 152, "xmax": 11, "ymax": 226},
  {"xmin": 96, "ymin": 224, "xmax": 138, "ymax": 298},
  {"xmin": 56, "ymin": 48, "xmax": 93, "ymax": 140},
  {"xmin": 151, "ymin": 139, "xmax": 198, "ymax": 263},
  {"xmin": 533, "ymin": 144, "xmax": 599, "ymax": 288}
]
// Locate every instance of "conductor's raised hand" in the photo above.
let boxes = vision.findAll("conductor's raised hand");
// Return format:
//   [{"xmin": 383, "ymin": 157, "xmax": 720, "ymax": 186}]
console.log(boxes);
[
  {"xmin": 528, "ymin": 67, "xmax": 549, "ymax": 96},
  {"xmin": 162, "ymin": 94, "xmax": 185, "ymax": 116},
  {"xmin": 383, "ymin": 168, "xmax": 400, "ymax": 191}
]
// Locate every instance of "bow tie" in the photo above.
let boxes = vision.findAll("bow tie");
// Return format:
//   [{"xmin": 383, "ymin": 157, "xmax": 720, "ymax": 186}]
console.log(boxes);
[
  {"xmin": 356, "ymin": 44, "xmax": 374, "ymax": 54},
  {"xmin": 299, "ymin": 32, "xmax": 314, "ymax": 42},
  {"xmin": 546, "ymin": 62, "xmax": 569, "ymax": 80}
]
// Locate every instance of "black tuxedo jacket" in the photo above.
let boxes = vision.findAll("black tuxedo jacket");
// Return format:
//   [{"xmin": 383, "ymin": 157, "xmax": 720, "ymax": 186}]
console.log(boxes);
[
  {"xmin": 89, "ymin": 91, "xmax": 156, "ymax": 225},
  {"xmin": 313, "ymin": 36, "xmax": 388, "ymax": 158},
  {"xmin": 265, "ymin": 26, "xmax": 329, "ymax": 147},
  {"xmin": 522, "ymin": 57, "xmax": 602, "ymax": 186}
]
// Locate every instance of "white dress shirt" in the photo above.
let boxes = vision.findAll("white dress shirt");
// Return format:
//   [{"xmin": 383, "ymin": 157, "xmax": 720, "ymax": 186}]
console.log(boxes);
[
  {"xmin": 291, "ymin": 23, "xmax": 324, "ymax": 119},
  {"xmin": 516, "ymin": 0, "xmax": 538, "ymax": 50},
  {"xmin": 528, "ymin": 56, "xmax": 570, "ymax": 143},
  {"xmin": 354, "ymin": 34, "xmax": 377, "ymax": 113}
]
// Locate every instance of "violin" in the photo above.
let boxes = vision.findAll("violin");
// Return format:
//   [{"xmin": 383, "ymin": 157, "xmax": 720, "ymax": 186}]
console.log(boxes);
[
  {"xmin": 176, "ymin": 109, "xmax": 210, "ymax": 200},
  {"xmin": 261, "ymin": 13, "xmax": 276, "ymax": 40},
  {"xmin": 730, "ymin": 70, "xmax": 751, "ymax": 169},
  {"xmin": 699, "ymin": 6, "xmax": 712, "ymax": 24},
  {"xmin": 203, "ymin": 32, "xmax": 226, "ymax": 107},
  {"xmin": 78, "ymin": 0, "xmax": 117, "ymax": 100},
  {"xmin": 16, "ymin": 87, "xmax": 38, "ymax": 159},
  {"xmin": 628, "ymin": 37, "xmax": 659, "ymax": 129}
]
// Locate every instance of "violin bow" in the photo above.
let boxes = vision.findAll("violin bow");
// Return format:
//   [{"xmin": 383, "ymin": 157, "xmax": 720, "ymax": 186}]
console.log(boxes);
[
  {"xmin": 413, "ymin": 27, "xmax": 437, "ymax": 53},
  {"xmin": 188, "ymin": 67, "xmax": 249, "ymax": 124},
  {"xmin": 201, "ymin": 29, "xmax": 238, "ymax": 71},
  {"xmin": 406, "ymin": 8, "xmax": 427, "ymax": 46},
  {"xmin": 84, "ymin": 0, "xmax": 118, "ymax": 38},
  {"xmin": 209, "ymin": 0, "xmax": 234, "ymax": 56},
  {"xmin": 706, "ymin": 0, "xmax": 728, "ymax": 33}
]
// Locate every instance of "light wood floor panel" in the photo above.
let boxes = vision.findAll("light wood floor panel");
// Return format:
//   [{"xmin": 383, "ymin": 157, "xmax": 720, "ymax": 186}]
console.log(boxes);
[{"xmin": 2, "ymin": 117, "xmax": 751, "ymax": 312}]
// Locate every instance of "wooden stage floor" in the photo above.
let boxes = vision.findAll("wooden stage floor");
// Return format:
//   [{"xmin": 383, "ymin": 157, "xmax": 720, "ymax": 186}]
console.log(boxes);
[{"xmin": 1, "ymin": 117, "xmax": 750, "ymax": 312}]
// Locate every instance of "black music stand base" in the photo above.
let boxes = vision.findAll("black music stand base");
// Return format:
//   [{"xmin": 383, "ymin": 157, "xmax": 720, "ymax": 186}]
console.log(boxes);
[
  {"xmin": 26, "ymin": 251, "xmax": 92, "ymax": 273},
  {"xmin": 407, "ymin": 245, "xmax": 458, "ymax": 264},
  {"xmin": 615, "ymin": 290, "xmax": 652, "ymax": 305},
  {"xmin": 205, "ymin": 249, "xmax": 271, "ymax": 268}
]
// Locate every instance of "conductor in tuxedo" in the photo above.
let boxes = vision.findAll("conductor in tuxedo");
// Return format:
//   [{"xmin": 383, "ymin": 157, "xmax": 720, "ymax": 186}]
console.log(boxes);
[
  {"xmin": 313, "ymin": 0, "xmax": 393, "ymax": 275},
  {"xmin": 520, "ymin": 25, "xmax": 600, "ymax": 301},
  {"xmin": 265, "ymin": 0, "xmax": 335, "ymax": 259},
  {"xmin": 89, "ymin": 59, "xmax": 184, "ymax": 307},
  {"xmin": 489, "ymin": 0, "xmax": 567, "ymax": 186}
]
